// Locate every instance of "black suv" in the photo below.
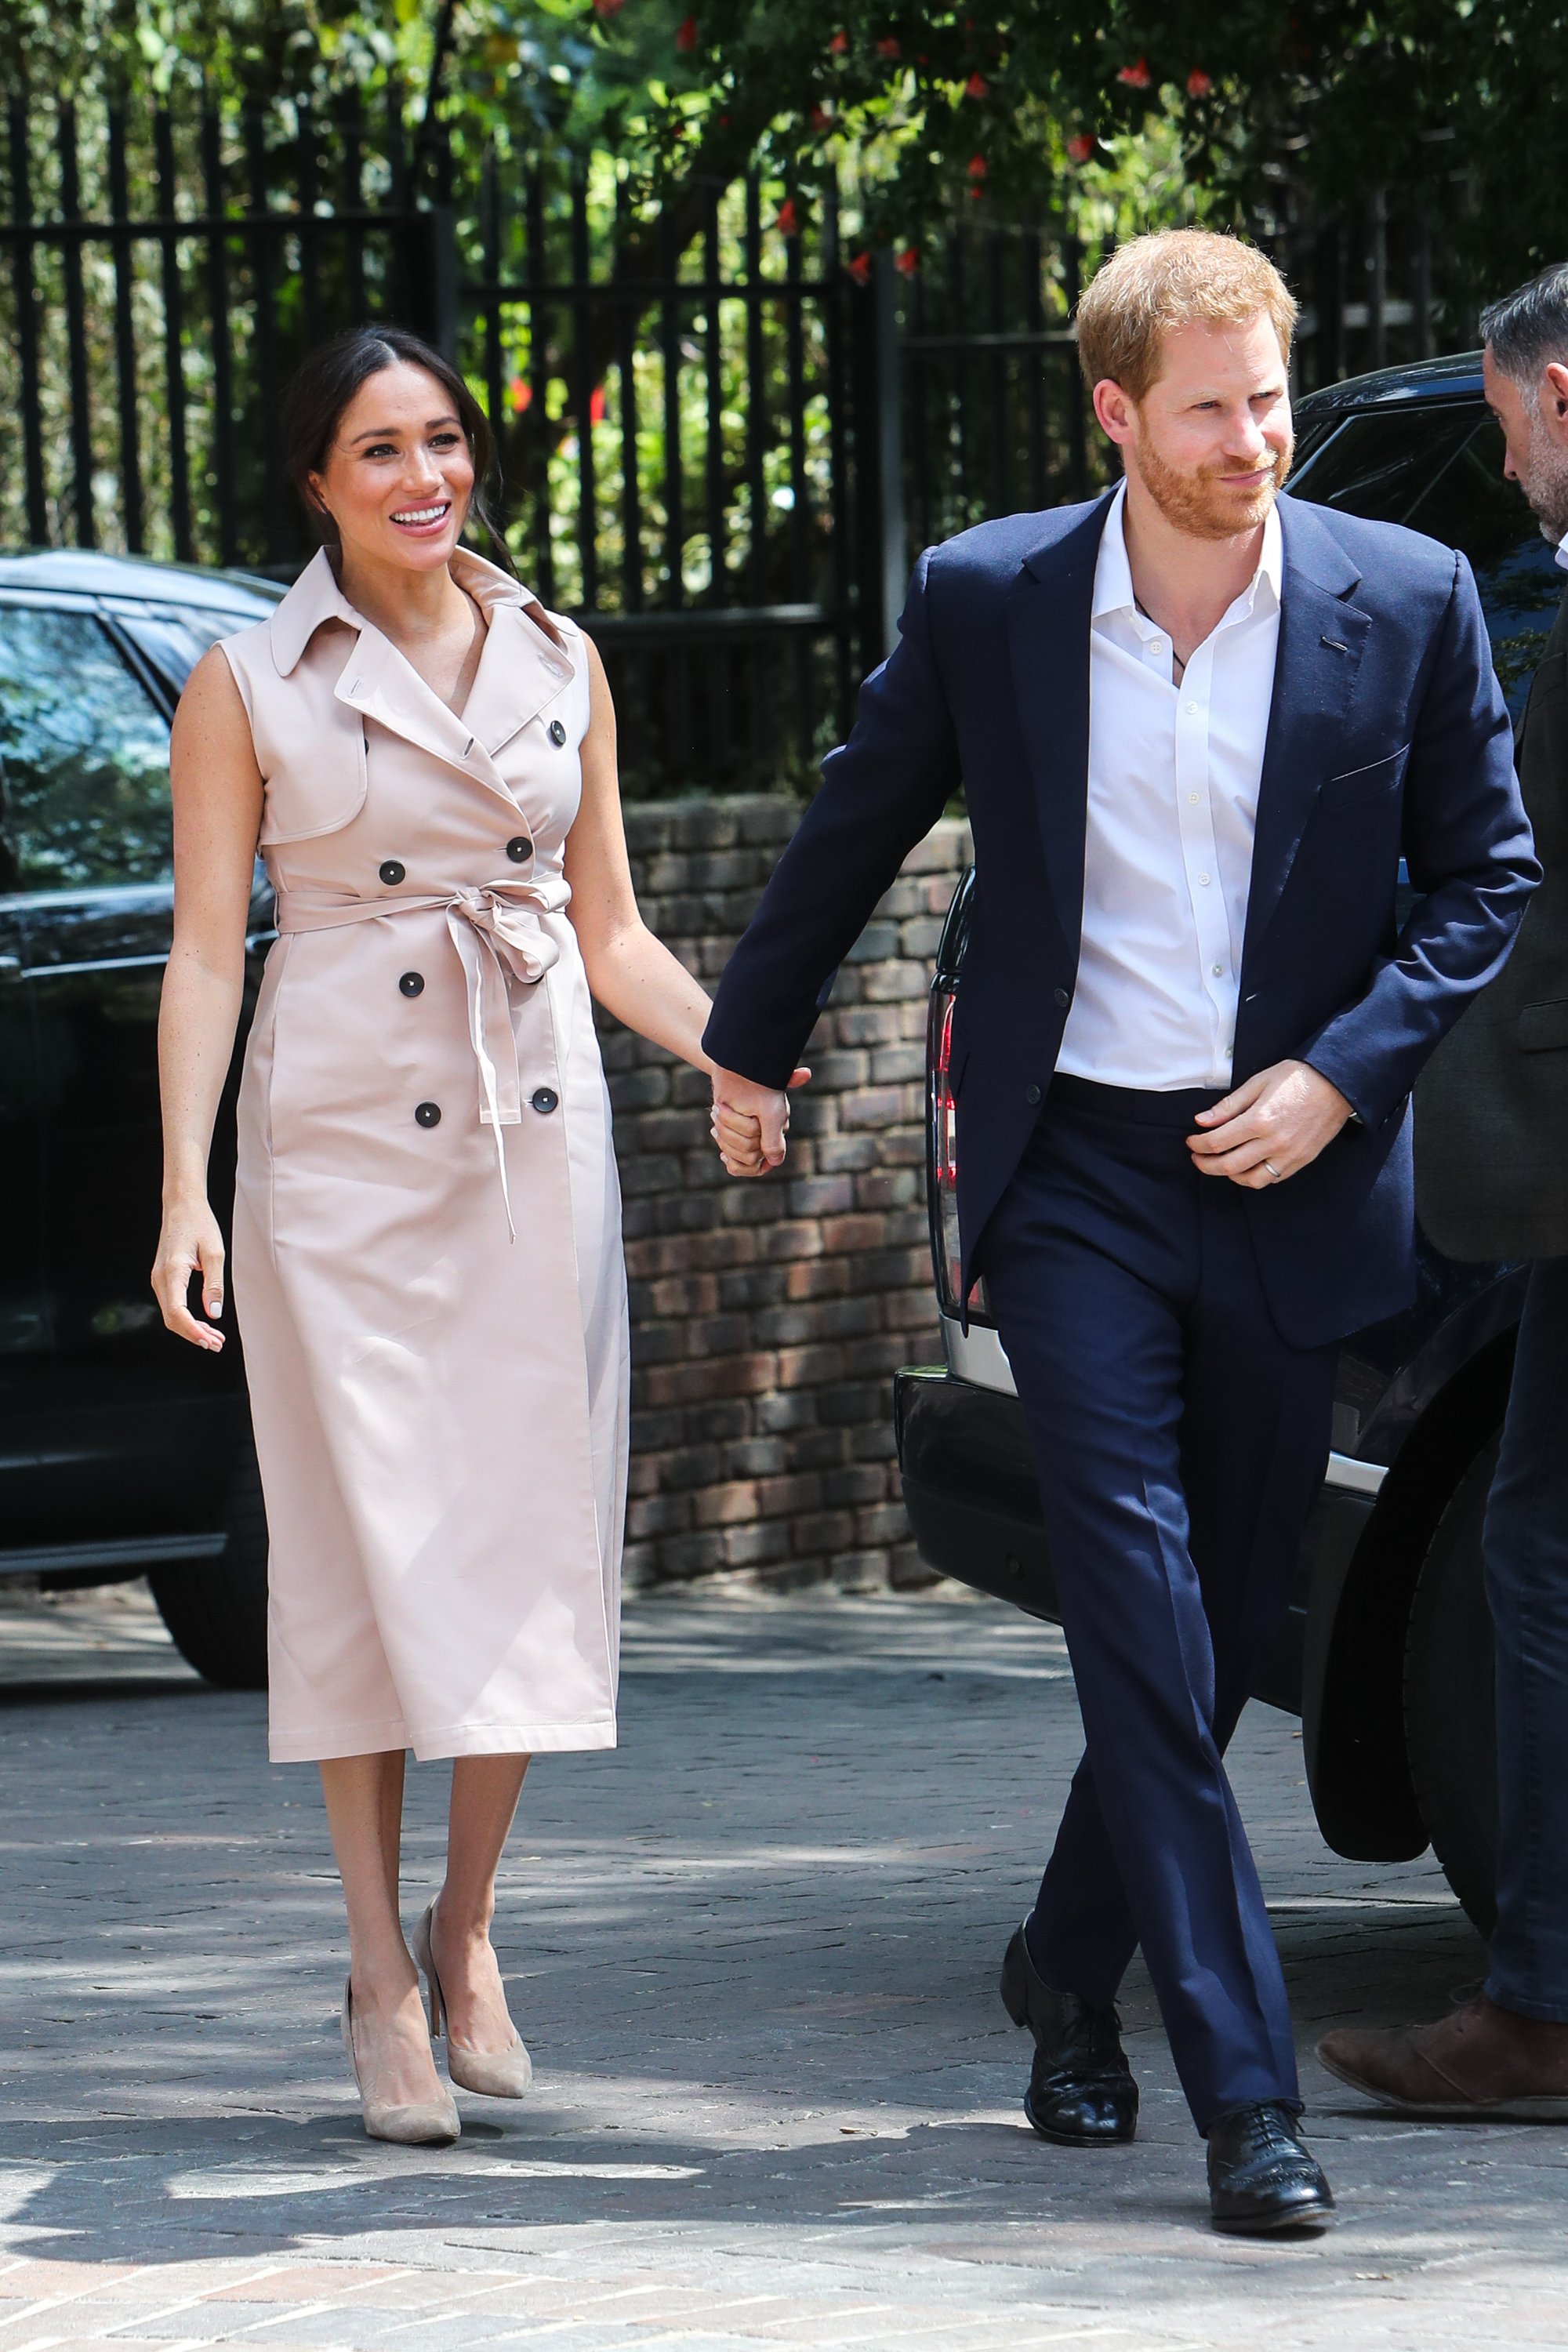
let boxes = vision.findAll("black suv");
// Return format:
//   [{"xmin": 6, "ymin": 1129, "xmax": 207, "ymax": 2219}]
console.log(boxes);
[
  {"xmin": 0, "ymin": 551, "xmax": 282, "ymax": 1686},
  {"xmin": 895, "ymin": 355, "xmax": 1563, "ymax": 1933}
]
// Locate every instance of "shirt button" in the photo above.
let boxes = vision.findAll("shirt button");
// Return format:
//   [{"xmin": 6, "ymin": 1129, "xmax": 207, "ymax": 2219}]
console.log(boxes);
[
  {"xmin": 1197, "ymin": 872, "xmax": 1211, "ymax": 886},
  {"xmin": 1025, "ymin": 1083, "xmax": 1042, "ymax": 1106},
  {"xmin": 531, "ymin": 1087, "xmax": 559, "ymax": 1114},
  {"xmin": 379, "ymin": 859, "xmax": 406, "ymax": 887},
  {"xmin": 1188, "ymin": 793, "xmax": 1200, "ymax": 805},
  {"xmin": 506, "ymin": 834, "xmax": 533, "ymax": 863},
  {"xmin": 399, "ymin": 971, "xmax": 425, "ymax": 998},
  {"xmin": 1211, "ymin": 964, "xmax": 1224, "ymax": 977},
  {"xmin": 548, "ymin": 717, "xmax": 568, "ymax": 746},
  {"xmin": 415, "ymin": 1101, "xmax": 441, "ymax": 1128},
  {"xmin": 1185, "ymin": 701, "xmax": 1199, "ymax": 713}
]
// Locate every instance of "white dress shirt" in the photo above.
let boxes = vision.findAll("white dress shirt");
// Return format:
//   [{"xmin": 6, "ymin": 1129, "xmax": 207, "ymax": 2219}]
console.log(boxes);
[{"xmin": 1056, "ymin": 481, "xmax": 1283, "ymax": 1091}]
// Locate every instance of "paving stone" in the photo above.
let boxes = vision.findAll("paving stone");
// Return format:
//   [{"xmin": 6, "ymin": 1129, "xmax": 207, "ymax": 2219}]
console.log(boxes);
[{"xmin": 0, "ymin": 1581, "xmax": 1564, "ymax": 2351}]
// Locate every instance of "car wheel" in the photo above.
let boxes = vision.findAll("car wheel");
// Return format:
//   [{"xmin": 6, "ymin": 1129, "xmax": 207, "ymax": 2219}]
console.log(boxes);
[
  {"xmin": 148, "ymin": 1437, "xmax": 269, "ymax": 1690},
  {"xmin": 1403, "ymin": 1434, "xmax": 1499, "ymax": 1936}
]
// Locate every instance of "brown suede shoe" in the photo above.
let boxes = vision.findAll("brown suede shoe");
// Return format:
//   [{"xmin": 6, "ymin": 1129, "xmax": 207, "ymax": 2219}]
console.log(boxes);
[{"xmin": 1318, "ymin": 1995, "xmax": 1568, "ymax": 2119}]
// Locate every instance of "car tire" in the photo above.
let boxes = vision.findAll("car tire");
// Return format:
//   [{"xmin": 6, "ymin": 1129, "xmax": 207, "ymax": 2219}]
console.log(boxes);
[
  {"xmin": 148, "ymin": 1438, "xmax": 269, "ymax": 1690},
  {"xmin": 1403, "ymin": 1434, "xmax": 1500, "ymax": 1936}
]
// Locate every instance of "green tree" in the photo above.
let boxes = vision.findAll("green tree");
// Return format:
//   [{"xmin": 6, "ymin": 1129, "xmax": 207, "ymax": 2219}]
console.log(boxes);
[{"xmin": 595, "ymin": 0, "xmax": 1568, "ymax": 294}]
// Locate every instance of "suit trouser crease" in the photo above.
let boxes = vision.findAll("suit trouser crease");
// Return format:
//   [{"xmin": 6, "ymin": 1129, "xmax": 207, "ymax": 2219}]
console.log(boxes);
[
  {"xmin": 1483, "ymin": 1256, "xmax": 1568, "ymax": 2022},
  {"xmin": 983, "ymin": 1082, "xmax": 1337, "ymax": 2128}
]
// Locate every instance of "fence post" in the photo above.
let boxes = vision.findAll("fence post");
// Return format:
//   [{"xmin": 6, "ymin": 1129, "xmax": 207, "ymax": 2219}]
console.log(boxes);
[
  {"xmin": 851, "ymin": 249, "xmax": 907, "ymax": 678},
  {"xmin": 405, "ymin": 205, "xmax": 460, "ymax": 361}
]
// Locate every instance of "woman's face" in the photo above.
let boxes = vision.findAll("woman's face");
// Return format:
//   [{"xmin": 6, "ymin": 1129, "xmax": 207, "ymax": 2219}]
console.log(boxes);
[{"xmin": 307, "ymin": 361, "xmax": 476, "ymax": 574}]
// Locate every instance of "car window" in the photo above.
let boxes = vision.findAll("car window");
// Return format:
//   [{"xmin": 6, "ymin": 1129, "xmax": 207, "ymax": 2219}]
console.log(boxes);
[
  {"xmin": 1291, "ymin": 405, "xmax": 1563, "ymax": 718},
  {"xmin": 1403, "ymin": 415, "xmax": 1564, "ymax": 714},
  {"xmin": 116, "ymin": 607, "xmax": 249, "ymax": 696},
  {"xmin": 1289, "ymin": 406, "xmax": 1479, "ymax": 522},
  {"xmin": 0, "ymin": 604, "xmax": 173, "ymax": 891}
]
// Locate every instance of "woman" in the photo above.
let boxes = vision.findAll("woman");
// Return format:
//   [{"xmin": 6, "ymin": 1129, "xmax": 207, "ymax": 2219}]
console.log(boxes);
[{"xmin": 152, "ymin": 325, "xmax": 771, "ymax": 2143}]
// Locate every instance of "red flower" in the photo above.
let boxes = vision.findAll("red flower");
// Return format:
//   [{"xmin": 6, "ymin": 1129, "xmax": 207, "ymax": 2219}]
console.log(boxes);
[
  {"xmin": 589, "ymin": 386, "xmax": 607, "ymax": 425},
  {"xmin": 964, "ymin": 72, "xmax": 988, "ymax": 97},
  {"xmin": 829, "ymin": 27, "xmax": 848, "ymax": 52},
  {"xmin": 1185, "ymin": 67, "xmax": 1212, "ymax": 96},
  {"xmin": 895, "ymin": 245, "xmax": 920, "ymax": 275},
  {"xmin": 1065, "ymin": 132, "xmax": 1095, "ymax": 162},
  {"xmin": 1116, "ymin": 56, "xmax": 1152, "ymax": 88},
  {"xmin": 876, "ymin": 36, "xmax": 901, "ymax": 57},
  {"xmin": 965, "ymin": 151, "xmax": 987, "ymax": 180},
  {"xmin": 846, "ymin": 251, "xmax": 873, "ymax": 285},
  {"xmin": 675, "ymin": 13, "xmax": 699, "ymax": 51},
  {"xmin": 775, "ymin": 197, "xmax": 800, "ymax": 236},
  {"xmin": 591, "ymin": 0, "xmax": 624, "ymax": 16},
  {"xmin": 508, "ymin": 376, "xmax": 532, "ymax": 413},
  {"xmin": 808, "ymin": 100, "xmax": 833, "ymax": 131}
]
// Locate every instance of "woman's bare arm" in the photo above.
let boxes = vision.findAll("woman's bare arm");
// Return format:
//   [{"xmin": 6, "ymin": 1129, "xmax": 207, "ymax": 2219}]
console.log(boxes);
[
  {"xmin": 563, "ymin": 639, "xmax": 801, "ymax": 1174},
  {"xmin": 563, "ymin": 637, "xmax": 717, "ymax": 1063},
  {"xmin": 150, "ymin": 647, "xmax": 264, "ymax": 1348}
]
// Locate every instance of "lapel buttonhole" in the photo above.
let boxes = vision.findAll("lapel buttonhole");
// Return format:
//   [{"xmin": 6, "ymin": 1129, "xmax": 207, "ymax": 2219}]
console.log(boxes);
[{"xmin": 1320, "ymin": 635, "xmax": 1348, "ymax": 654}]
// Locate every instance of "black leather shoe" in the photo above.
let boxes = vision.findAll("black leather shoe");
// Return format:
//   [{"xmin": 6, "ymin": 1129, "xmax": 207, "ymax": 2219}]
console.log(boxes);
[
  {"xmin": 1206, "ymin": 2101, "xmax": 1335, "ymax": 2234},
  {"xmin": 1000, "ymin": 1922, "xmax": 1138, "ymax": 2145}
]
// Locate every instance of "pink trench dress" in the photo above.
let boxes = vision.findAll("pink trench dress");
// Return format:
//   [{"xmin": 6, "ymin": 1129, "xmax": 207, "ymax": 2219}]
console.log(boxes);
[{"xmin": 219, "ymin": 548, "xmax": 627, "ymax": 1763}]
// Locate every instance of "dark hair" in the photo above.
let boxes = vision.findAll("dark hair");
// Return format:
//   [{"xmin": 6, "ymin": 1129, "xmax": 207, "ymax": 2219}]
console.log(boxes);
[
  {"xmin": 1480, "ymin": 263, "xmax": 1568, "ymax": 389},
  {"xmin": 280, "ymin": 324, "xmax": 510, "ymax": 565}
]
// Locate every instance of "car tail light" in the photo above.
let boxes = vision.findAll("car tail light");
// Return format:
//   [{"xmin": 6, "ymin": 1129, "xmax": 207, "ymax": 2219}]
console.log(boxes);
[{"xmin": 927, "ymin": 980, "xmax": 989, "ymax": 1323}]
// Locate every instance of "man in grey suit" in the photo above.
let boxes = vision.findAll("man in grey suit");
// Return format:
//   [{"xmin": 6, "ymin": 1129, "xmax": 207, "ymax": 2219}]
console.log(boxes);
[{"xmin": 1319, "ymin": 263, "xmax": 1568, "ymax": 2114}]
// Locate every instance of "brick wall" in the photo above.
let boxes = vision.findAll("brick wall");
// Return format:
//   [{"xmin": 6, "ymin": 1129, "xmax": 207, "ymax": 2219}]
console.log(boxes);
[{"xmin": 600, "ymin": 796, "xmax": 972, "ymax": 1592}]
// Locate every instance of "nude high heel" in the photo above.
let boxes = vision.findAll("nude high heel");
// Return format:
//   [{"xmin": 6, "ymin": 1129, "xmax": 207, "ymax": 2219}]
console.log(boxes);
[
  {"xmin": 414, "ymin": 1901, "xmax": 534, "ymax": 2100},
  {"xmin": 341, "ymin": 1980, "xmax": 461, "ymax": 2145}
]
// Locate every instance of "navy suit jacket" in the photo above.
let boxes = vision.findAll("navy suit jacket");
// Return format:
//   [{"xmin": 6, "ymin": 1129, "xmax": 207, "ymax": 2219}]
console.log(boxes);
[{"xmin": 702, "ymin": 490, "xmax": 1540, "ymax": 1347}]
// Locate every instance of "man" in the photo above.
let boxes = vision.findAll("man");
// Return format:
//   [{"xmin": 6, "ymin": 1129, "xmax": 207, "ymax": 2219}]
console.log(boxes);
[
  {"xmin": 1319, "ymin": 264, "xmax": 1568, "ymax": 2118},
  {"xmin": 706, "ymin": 230, "xmax": 1536, "ymax": 2232}
]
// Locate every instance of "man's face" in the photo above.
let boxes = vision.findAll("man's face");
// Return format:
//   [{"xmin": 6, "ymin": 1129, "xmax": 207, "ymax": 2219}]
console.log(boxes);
[
  {"xmin": 1095, "ymin": 314, "xmax": 1294, "ymax": 541},
  {"xmin": 1483, "ymin": 345, "xmax": 1568, "ymax": 543}
]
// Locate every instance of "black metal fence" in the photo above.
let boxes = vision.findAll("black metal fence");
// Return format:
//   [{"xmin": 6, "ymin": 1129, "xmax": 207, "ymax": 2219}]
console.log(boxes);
[{"xmin": 0, "ymin": 85, "xmax": 1474, "ymax": 793}]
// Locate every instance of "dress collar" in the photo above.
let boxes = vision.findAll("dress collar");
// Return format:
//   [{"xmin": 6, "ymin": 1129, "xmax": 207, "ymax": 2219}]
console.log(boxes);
[{"xmin": 268, "ymin": 543, "xmax": 568, "ymax": 676}]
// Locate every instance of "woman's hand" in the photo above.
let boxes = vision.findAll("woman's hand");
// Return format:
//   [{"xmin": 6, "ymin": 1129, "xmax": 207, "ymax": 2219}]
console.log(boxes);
[{"xmin": 152, "ymin": 1196, "xmax": 228, "ymax": 1351}]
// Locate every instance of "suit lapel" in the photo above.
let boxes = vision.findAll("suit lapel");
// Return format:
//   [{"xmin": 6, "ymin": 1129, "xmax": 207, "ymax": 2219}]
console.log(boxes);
[
  {"xmin": 1006, "ymin": 492, "xmax": 1116, "ymax": 958},
  {"xmin": 1240, "ymin": 495, "xmax": 1370, "ymax": 970}
]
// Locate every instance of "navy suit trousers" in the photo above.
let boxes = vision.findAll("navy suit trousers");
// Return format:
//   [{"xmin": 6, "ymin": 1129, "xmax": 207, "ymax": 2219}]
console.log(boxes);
[{"xmin": 982, "ymin": 1076, "xmax": 1338, "ymax": 2129}]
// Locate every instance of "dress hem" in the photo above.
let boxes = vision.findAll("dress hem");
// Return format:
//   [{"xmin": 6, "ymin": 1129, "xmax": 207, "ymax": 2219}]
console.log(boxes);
[{"xmin": 268, "ymin": 1715, "xmax": 619, "ymax": 1765}]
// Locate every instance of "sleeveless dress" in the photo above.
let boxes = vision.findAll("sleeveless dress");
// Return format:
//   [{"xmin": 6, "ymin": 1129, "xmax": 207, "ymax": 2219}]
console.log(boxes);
[{"xmin": 219, "ymin": 547, "xmax": 627, "ymax": 1763}]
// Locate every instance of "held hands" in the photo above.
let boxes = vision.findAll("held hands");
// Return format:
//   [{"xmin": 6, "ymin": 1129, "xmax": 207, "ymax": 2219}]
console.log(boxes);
[
  {"xmin": 710, "ymin": 1065, "xmax": 811, "ymax": 1176},
  {"xmin": 151, "ymin": 1198, "xmax": 228, "ymax": 1350},
  {"xmin": 1187, "ymin": 1058, "xmax": 1353, "ymax": 1188}
]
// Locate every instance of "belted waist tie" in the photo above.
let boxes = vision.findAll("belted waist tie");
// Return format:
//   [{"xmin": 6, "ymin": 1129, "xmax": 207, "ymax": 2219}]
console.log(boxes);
[{"xmin": 275, "ymin": 877, "xmax": 572, "ymax": 1238}]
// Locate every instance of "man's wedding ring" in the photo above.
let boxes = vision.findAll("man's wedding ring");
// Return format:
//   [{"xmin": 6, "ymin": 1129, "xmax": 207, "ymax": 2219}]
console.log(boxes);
[{"xmin": 1262, "ymin": 1159, "xmax": 1283, "ymax": 1182}]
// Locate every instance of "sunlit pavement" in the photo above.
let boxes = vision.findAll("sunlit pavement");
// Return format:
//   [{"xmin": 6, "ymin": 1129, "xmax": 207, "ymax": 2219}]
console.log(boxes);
[{"xmin": 0, "ymin": 1576, "xmax": 1561, "ymax": 2351}]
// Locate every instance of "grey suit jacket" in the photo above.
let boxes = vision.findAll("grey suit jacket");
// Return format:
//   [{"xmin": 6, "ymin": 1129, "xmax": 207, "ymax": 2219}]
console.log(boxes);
[{"xmin": 1417, "ymin": 584, "xmax": 1568, "ymax": 1260}]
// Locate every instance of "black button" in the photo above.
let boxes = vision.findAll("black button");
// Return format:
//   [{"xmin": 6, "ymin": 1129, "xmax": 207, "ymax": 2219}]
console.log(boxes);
[
  {"xmin": 506, "ymin": 834, "xmax": 532, "ymax": 863},
  {"xmin": 415, "ymin": 1101, "xmax": 441, "ymax": 1127},
  {"xmin": 399, "ymin": 971, "xmax": 425, "ymax": 998},
  {"xmin": 531, "ymin": 1087, "xmax": 559, "ymax": 1115},
  {"xmin": 1025, "ymin": 1083, "xmax": 1042, "ymax": 1106},
  {"xmin": 548, "ymin": 718, "xmax": 567, "ymax": 746},
  {"xmin": 1052, "ymin": 985, "xmax": 1071, "ymax": 1009},
  {"xmin": 379, "ymin": 859, "xmax": 406, "ymax": 887}
]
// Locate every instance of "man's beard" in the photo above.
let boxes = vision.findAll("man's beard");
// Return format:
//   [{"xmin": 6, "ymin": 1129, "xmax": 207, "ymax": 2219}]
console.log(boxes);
[
  {"xmin": 1131, "ymin": 434, "xmax": 1293, "ymax": 541},
  {"xmin": 1519, "ymin": 409, "xmax": 1568, "ymax": 543}
]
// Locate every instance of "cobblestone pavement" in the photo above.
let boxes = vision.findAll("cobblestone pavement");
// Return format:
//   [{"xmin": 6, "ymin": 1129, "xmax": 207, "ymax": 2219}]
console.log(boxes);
[{"xmin": 1, "ymin": 1578, "xmax": 1564, "ymax": 2352}]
